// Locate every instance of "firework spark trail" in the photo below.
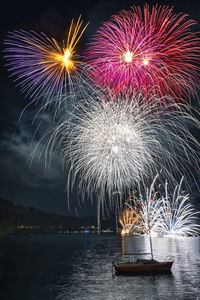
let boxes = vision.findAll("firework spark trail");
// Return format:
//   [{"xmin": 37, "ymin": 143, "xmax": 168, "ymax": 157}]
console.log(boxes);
[
  {"xmin": 86, "ymin": 4, "xmax": 200, "ymax": 108},
  {"xmin": 154, "ymin": 179, "xmax": 200, "ymax": 237},
  {"xmin": 119, "ymin": 204, "xmax": 137, "ymax": 235},
  {"xmin": 125, "ymin": 176, "xmax": 200, "ymax": 237},
  {"xmin": 123, "ymin": 175, "xmax": 164, "ymax": 235},
  {"xmin": 36, "ymin": 91, "xmax": 200, "ymax": 213},
  {"xmin": 4, "ymin": 16, "xmax": 89, "ymax": 105}
]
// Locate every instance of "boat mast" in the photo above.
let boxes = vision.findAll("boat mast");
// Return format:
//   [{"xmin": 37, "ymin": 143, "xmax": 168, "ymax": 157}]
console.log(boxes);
[
  {"xmin": 147, "ymin": 201, "xmax": 153, "ymax": 260},
  {"xmin": 149, "ymin": 231, "xmax": 153, "ymax": 260}
]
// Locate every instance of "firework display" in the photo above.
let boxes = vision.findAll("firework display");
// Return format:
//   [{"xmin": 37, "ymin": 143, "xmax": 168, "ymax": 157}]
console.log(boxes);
[
  {"xmin": 120, "ymin": 177, "xmax": 200, "ymax": 237},
  {"xmin": 86, "ymin": 4, "xmax": 200, "ymax": 107},
  {"xmin": 42, "ymin": 93, "xmax": 200, "ymax": 207},
  {"xmin": 4, "ymin": 16, "xmax": 89, "ymax": 104},
  {"xmin": 153, "ymin": 179, "xmax": 200, "ymax": 237},
  {"xmin": 119, "ymin": 195, "xmax": 143, "ymax": 235},
  {"xmin": 119, "ymin": 206, "xmax": 137, "ymax": 235},
  {"xmin": 3, "ymin": 4, "xmax": 200, "ymax": 230}
]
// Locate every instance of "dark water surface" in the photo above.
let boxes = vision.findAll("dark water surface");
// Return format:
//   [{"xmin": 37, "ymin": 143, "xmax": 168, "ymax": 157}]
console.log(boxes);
[{"xmin": 0, "ymin": 234, "xmax": 200, "ymax": 300}]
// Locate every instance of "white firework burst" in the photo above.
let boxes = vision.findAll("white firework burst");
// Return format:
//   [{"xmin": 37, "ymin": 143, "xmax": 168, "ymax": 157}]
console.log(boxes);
[
  {"xmin": 155, "ymin": 178, "xmax": 200, "ymax": 237},
  {"xmin": 124, "ymin": 175, "xmax": 164, "ymax": 236},
  {"xmin": 42, "ymin": 92, "xmax": 200, "ymax": 212},
  {"xmin": 123, "ymin": 176, "xmax": 200, "ymax": 237}
]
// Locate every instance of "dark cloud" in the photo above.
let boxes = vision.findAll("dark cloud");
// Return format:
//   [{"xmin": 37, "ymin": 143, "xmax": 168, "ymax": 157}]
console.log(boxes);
[
  {"xmin": 0, "ymin": 103, "xmax": 97, "ymax": 215},
  {"xmin": 0, "ymin": 109, "xmax": 64, "ymax": 206}
]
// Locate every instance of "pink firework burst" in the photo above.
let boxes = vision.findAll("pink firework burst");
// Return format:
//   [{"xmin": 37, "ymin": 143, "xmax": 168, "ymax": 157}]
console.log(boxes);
[{"xmin": 86, "ymin": 4, "xmax": 200, "ymax": 107}]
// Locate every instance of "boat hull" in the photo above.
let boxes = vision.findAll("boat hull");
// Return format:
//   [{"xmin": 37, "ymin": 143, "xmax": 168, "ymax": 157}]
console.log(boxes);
[{"xmin": 113, "ymin": 261, "xmax": 173, "ymax": 275}]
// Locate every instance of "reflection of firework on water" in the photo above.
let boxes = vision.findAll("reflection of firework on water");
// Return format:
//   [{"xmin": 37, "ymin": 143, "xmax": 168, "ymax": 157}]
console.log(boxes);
[
  {"xmin": 4, "ymin": 16, "xmax": 89, "ymax": 104},
  {"xmin": 41, "ymin": 92, "xmax": 200, "ymax": 209},
  {"xmin": 121, "ymin": 176, "xmax": 200, "ymax": 237},
  {"xmin": 86, "ymin": 4, "xmax": 200, "ymax": 107}
]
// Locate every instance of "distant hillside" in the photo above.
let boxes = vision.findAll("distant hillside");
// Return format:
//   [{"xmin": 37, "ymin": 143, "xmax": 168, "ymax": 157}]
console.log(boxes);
[{"xmin": 0, "ymin": 199, "xmax": 116, "ymax": 236}]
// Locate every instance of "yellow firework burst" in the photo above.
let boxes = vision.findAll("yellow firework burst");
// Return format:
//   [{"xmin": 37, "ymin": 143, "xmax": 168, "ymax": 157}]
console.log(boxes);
[{"xmin": 4, "ymin": 16, "xmax": 89, "ymax": 104}]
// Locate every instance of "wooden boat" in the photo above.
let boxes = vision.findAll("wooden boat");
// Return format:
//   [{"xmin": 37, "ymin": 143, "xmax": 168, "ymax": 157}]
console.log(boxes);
[
  {"xmin": 114, "ymin": 201, "xmax": 174, "ymax": 275},
  {"xmin": 113, "ymin": 258, "xmax": 173, "ymax": 275},
  {"xmin": 113, "ymin": 232, "xmax": 173, "ymax": 275}
]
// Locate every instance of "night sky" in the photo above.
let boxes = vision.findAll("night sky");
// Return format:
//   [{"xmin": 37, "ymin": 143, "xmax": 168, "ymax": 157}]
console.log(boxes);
[{"xmin": 1, "ymin": 0, "xmax": 200, "ymax": 216}]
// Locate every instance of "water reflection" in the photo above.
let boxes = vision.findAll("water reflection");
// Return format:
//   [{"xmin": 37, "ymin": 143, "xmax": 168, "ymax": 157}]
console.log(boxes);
[
  {"xmin": 121, "ymin": 236, "xmax": 125, "ymax": 257},
  {"xmin": 1, "ymin": 234, "xmax": 199, "ymax": 300},
  {"xmin": 53, "ymin": 235, "xmax": 200, "ymax": 300}
]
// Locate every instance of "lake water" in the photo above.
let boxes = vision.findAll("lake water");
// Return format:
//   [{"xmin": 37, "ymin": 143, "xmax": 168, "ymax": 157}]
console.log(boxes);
[{"xmin": 0, "ymin": 234, "xmax": 200, "ymax": 300}]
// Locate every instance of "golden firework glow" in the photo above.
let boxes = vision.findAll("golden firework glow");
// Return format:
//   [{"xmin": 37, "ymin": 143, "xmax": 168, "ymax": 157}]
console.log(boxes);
[
  {"xmin": 119, "ymin": 196, "xmax": 145, "ymax": 236},
  {"xmin": 124, "ymin": 51, "xmax": 133, "ymax": 63},
  {"xmin": 54, "ymin": 48, "xmax": 74, "ymax": 71},
  {"xmin": 119, "ymin": 197, "xmax": 141, "ymax": 235},
  {"xmin": 24, "ymin": 16, "xmax": 89, "ymax": 73},
  {"xmin": 143, "ymin": 59, "xmax": 149, "ymax": 65},
  {"xmin": 63, "ymin": 49, "xmax": 71, "ymax": 63},
  {"xmin": 52, "ymin": 15, "xmax": 89, "ymax": 72}
]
